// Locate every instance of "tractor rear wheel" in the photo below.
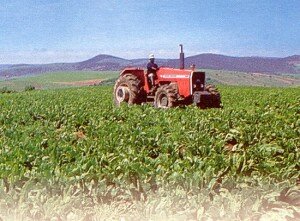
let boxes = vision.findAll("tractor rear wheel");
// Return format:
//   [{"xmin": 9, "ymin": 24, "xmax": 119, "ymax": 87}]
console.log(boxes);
[
  {"xmin": 114, "ymin": 74, "xmax": 143, "ymax": 106},
  {"xmin": 205, "ymin": 84, "xmax": 221, "ymax": 108},
  {"xmin": 154, "ymin": 84, "xmax": 178, "ymax": 108}
]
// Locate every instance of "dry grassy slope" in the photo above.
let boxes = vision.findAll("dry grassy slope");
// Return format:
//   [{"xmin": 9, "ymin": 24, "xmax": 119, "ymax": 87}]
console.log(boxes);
[
  {"xmin": 205, "ymin": 70, "xmax": 300, "ymax": 87},
  {"xmin": 0, "ymin": 70, "xmax": 299, "ymax": 92},
  {"xmin": 0, "ymin": 71, "xmax": 119, "ymax": 91}
]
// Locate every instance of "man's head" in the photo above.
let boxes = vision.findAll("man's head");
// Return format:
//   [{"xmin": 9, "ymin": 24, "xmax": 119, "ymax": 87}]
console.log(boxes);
[{"xmin": 149, "ymin": 54, "xmax": 155, "ymax": 62}]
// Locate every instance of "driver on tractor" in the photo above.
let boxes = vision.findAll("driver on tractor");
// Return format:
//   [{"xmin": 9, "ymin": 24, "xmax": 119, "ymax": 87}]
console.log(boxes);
[{"xmin": 146, "ymin": 54, "xmax": 158, "ymax": 89}]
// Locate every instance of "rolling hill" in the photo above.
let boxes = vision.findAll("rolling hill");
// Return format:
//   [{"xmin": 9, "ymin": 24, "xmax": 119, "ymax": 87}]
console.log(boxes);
[{"xmin": 0, "ymin": 54, "xmax": 299, "ymax": 78}]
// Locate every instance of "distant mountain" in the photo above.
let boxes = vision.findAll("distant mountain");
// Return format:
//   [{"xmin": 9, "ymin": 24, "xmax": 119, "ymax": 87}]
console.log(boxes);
[
  {"xmin": 283, "ymin": 55, "xmax": 300, "ymax": 65},
  {"xmin": 0, "ymin": 54, "xmax": 299, "ymax": 77},
  {"xmin": 0, "ymin": 63, "xmax": 78, "ymax": 77},
  {"xmin": 76, "ymin": 54, "xmax": 132, "ymax": 71},
  {"xmin": 0, "ymin": 64, "xmax": 13, "ymax": 70}
]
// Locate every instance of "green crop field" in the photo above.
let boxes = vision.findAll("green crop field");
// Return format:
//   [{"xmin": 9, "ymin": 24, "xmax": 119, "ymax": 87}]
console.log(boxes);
[{"xmin": 0, "ymin": 85, "xmax": 299, "ymax": 221}]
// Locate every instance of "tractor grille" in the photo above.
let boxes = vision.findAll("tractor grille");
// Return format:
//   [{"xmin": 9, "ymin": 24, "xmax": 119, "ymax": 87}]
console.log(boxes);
[{"xmin": 191, "ymin": 71, "xmax": 205, "ymax": 93}]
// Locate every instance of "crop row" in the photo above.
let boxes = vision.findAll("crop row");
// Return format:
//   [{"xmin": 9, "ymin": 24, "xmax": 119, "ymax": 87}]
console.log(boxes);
[{"xmin": 0, "ymin": 86, "xmax": 299, "ymax": 193}]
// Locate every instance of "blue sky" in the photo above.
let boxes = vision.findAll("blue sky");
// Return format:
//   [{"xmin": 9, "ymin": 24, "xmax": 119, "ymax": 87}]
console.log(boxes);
[{"xmin": 0, "ymin": 0, "xmax": 299, "ymax": 64}]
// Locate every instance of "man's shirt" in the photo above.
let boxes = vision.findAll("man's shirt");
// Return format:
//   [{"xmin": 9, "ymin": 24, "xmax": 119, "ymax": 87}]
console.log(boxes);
[{"xmin": 147, "ymin": 62, "xmax": 158, "ymax": 74}]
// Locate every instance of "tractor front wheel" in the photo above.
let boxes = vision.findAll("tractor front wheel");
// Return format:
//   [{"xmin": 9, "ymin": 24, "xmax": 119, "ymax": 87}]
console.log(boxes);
[
  {"xmin": 114, "ymin": 74, "xmax": 143, "ymax": 106},
  {"xmin": 205, "ymin": 84, "xmax": 222, "ymax": 108},
  {"xmin": 154, "ymin": 84, "xmax": 177, "ymax": 108}
]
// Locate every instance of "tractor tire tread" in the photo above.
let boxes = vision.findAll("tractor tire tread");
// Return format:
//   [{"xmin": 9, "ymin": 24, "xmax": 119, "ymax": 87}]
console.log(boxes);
[
  {"xmin": 113, "ymin": 74, "xmax": 144, "ymax": 106},
  {"xmin": 204, "ymin": 84, "xmax": 221, "ymax": 108},
  {"xmin": 154, "ymin": 84, "xmax": 178, "ymax": 108}
]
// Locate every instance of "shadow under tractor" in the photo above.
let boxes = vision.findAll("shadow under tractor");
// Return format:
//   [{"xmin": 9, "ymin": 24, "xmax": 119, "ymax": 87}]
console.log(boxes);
[{"xmin": 114, "ymin": 45, "xmax": 221, "ymax": 108}]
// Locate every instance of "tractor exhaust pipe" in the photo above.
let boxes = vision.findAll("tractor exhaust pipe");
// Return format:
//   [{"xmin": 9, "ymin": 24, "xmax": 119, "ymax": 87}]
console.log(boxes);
[{"xmin": 179, "ymin": 44, "xmax": 184, "ymax": 69}]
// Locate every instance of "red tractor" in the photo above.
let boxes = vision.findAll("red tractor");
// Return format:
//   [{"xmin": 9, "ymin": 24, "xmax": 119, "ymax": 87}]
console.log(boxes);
[{"xmin": 114, "ymin": 45, "xmax": 221, "ymax": 108}]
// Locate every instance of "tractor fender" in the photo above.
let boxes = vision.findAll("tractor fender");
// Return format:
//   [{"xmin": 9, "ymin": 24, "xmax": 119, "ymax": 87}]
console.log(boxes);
[
  {"xmin": 119, "ymin": 68, "xmax": 146, "ymax": 85},
  {"xmin": 119, "ymin": 67, "xmax": 144, "ymax": 76}
]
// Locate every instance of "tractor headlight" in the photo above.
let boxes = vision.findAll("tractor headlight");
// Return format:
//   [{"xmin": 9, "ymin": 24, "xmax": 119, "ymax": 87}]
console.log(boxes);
[{"xmin": 193, "ymin": 80, "xmax": 204, "ymax": 91}]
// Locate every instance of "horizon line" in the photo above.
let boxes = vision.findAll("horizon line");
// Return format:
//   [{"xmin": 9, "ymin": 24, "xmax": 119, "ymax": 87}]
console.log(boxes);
[{"xmin": 1, "ymin": 52, "xmax": 299, "ymax": 65}]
